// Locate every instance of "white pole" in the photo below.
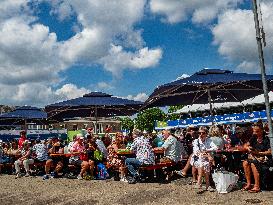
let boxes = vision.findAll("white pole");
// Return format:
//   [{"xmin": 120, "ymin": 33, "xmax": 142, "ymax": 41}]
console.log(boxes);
[{"xmin": 252, "ymin": 0, "xmax": 273, "ymax": 157}]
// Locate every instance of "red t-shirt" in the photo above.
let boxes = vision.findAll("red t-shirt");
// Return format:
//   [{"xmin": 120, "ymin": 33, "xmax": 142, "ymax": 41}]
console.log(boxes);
[{"xmin": 18, "ymin": 137, "xmax": 26, "ymax": 149}]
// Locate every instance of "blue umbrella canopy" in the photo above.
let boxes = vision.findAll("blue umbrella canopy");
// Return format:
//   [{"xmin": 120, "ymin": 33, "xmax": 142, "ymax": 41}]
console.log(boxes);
[
  {"xmin": 143, "ymin": 69, "xmax": 273, "ymax": 109},
  {"xmin": 45, "ymin": 92, "xmax": 143, "ymax": 120},
  {"xmin": 0, "ymin": 106, "xmax": 47, "ymax": 119}
]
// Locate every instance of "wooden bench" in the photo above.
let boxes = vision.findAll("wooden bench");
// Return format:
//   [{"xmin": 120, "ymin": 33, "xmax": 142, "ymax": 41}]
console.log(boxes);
[{"xmin": 139, "ymin": 162, "xmax": 177, "ymax": 171}]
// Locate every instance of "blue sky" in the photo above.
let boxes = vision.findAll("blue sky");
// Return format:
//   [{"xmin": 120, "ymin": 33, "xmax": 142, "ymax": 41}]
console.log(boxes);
[{"xmin": 0, "ymin": 0, "xmax": 272, "ymax": 106}]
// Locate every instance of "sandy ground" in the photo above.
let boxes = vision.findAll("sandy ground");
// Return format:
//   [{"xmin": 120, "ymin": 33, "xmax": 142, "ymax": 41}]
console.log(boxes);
[{"xmin": 0, "ymin": 175, "xmax": 272, "ymax": 205}]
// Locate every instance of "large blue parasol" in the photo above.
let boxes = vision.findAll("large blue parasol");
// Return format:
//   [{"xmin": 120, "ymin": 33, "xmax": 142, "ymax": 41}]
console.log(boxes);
[
  {"xmin": 45, "ymin": 92, "xmax": 143, "ymax": 132},
  {"xmin": 143, "ymin": 69, "xmax": 273, "ymax": 114},
  {"xmin": 0, "ymin": 106, "xmax": 47, "ymax": 130},
  {"xmin": 0, "ymin": 106, "xmax": 47, "ymax": 119}
]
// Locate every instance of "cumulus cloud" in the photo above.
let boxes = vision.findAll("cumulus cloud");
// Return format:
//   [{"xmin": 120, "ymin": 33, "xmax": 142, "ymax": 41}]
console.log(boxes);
[
  {"xmin": 0, "ymin": 83, "xmax": 90, "ymax": 106},
  {"xmin": 50, "ymin": 0, "xmax": 162, "ymax": 71},
  {"xmin": 100, "ymin": 45, "xmax": 162, "ymax": 77},
  {"xmin": 176, "ymin": 74, "xmax": 190, "ymax": 80},
  {"xmin": 97, "ymin": 82, "xmax": 114, "ymax": 90},
  {"xmin": 236, "ymin": 61, "xmax": 259, "ymax": 73},
  {"xmin": 150, "ymin": 0, "xmax": 242, "ymax": 24},
  {"xmin": 0, "ymin": 0, "xmax": 163, "ymax": 106},
  {"xmin": 125, "ymin": 93, "xmax": 149, "ymax": 102},
  {"xmin": 54, "ymin": 84, "xmax": 90, "ymax": 101},
  {"xmin": 212, "ymin": 2, "xmax": 273, "ymax": 73}
]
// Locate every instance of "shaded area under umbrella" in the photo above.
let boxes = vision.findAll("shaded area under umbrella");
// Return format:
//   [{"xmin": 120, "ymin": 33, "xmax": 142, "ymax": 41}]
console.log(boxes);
[
  {"xmin": 0, "ymin": 106, "xmax": 47, "ymax": 129},
  {"xmin": 45, "ymin": 92, "xmax": 143, "ymax": 133},
  {"xmin": 143, "ymin": 69, "xmax": 273, "ymax": 115}
]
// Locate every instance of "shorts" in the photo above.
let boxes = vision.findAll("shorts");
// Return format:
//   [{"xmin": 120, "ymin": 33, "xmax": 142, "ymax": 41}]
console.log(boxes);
[
  {"xmin": 48, "ymin": 156, "xmax": 63, "ymax": 163},
  {"xmin": 34, "ymin": 159, "xmax": 47, "ymax": 163}
]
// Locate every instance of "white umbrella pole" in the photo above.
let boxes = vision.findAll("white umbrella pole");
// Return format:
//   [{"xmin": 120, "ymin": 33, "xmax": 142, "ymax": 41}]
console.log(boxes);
[{"xmin": 252, "ymin": 0, "xmax": 273, "ymax": 157}]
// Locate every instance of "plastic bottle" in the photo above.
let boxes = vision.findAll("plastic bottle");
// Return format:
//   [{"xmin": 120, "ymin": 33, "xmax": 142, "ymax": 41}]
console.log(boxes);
[{"xmin": 63, "ymin": 146, "xmax": 69, "ymax": 154}]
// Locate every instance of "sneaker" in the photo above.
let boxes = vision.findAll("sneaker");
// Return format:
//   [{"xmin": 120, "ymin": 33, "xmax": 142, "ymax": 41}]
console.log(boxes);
[
  {"xmin": 206, "ymin": 186, "xmax": 215, "ymax": 192},
  {"xmin": 175, "ymin": 171, "xmax": 187, "ymax": 177},
  {"xmin": 120, "ymin": 177, "xmax": 128, "ymax": 183},
  {"xmin": 127, "ymin": 175, "xmax": 139, "ymax": 184},
  {"xmin": 77, "ymin": 175, "xmax": 83, "ymax": 180},
  {"xmin": 24, "ymin": 173, "xmax": 30, "ymax": 177},
  {"xmin": 50, "ymin": 171, "xmax": 57, "ymax": 178},
  {"xmin": 43, "ymin": 174, "xmax": 49, "ymax": 180},
  {"xmin": 15, "ymin": 173, "xmax": 21, "ymax": 179}
]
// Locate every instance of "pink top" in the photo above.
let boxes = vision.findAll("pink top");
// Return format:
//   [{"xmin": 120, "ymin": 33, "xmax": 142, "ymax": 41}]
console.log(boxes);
[{"xmin": 70, "ymin": 142, "xmax": 85, "ymax": 153}]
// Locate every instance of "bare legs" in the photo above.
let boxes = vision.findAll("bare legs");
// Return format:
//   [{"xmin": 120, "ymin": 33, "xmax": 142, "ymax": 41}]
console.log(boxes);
[
  {"xmin": 80, "ymin": 160, "xmax": 95, "ymax": 177},
  {"xmin": 45, "ymin": 159, "xmax": 63, "ymax": 175},
  {"xmin": 242, "ymin": 160, "xmax": 260, "ymax": 191},
  {"xmin": 182, "ymin": 154, "xmax": 192, "ymax": 176},
  {"xmin": 196, "ymin": 167, "xmax": 210, "ymax": 189},
  {"xmin": 242, "ymin": 161, "xmax": 251, "ymax": 189}
]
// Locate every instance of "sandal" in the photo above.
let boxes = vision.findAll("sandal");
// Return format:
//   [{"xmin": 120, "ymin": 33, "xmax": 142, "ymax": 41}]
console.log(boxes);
[
  {"xmin": 248, "ymin": 188, "xmax": 260, "ymax": 193},
  {"xmin": 241, "ymin": 185, "xmax": 251, "ymax": 191},
  {"xmin": 188, "ymin": 181, "xmax": 197, "ymax": 185}
]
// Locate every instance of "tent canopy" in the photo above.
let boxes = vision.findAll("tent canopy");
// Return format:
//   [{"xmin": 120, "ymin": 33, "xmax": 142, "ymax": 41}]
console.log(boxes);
[
  {"xmin": 45, "ymin": 92, "xmax": 143, "ymax": 121},
  {"xmin": 0, "ymin": 106, "xmax": 47, "ymax": 119},
  {"xmin": 174, "ymin": 91, "xmax": 273, "ymax": 114},
  {"xmin": 144, "ymin": 68, "xmax": 273, "ymax": 109}
]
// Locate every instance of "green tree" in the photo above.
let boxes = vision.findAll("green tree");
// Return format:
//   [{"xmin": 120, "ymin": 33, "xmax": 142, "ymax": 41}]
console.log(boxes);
[
  {"xmin": 166, "ymin": 105, "xmax": 183, "ymax": 120},
  {"xmin": 135, "ymin": 108, "xmax": 166, "ymax": 132},
  {"xmin": 119, "ymin": 117, "xmax": 134, "ymax": 132}
]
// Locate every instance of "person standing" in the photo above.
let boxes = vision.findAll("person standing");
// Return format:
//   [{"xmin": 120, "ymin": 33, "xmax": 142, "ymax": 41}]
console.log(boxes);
[{"xmin": 18, "ymin": 131, "xmax": 27, "ymax": 149}]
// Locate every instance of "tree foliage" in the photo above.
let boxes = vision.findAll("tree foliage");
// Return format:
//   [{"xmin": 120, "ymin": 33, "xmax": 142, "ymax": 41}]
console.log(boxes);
[
  {"xmin": 119, "ymin": 117, "xmax": 134, "ymax": 132},
  {"xmin": 165, "ymin": 105, "xmax": 184, "ymax": 121},
  {"xmin": 135, "ymin": 108, "xmax": 166, "ymax": 132}
]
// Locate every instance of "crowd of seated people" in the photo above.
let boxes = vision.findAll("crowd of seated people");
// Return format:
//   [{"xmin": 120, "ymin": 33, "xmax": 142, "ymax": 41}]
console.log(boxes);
[{"xmin": 0, "ymin": 123, "xmax": 272, "ymax": 193}]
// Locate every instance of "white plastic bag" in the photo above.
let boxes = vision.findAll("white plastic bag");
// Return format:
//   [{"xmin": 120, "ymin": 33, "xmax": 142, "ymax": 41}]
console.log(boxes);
[{"xmin": 212, "ymin": 171, "xmax": 239, "ymax": 194}]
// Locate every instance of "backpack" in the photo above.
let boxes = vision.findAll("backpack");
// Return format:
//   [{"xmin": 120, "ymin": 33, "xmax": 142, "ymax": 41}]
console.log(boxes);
[{"xmin": 96, "ymin": 163, "xmax": 109, "ymax": 180}]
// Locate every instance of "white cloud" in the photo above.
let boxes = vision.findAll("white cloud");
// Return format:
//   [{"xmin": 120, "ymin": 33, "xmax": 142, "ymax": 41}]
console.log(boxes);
[
  {"xmin": 0, "ymin": 18, "xmax": 65, "ymax": 85},
  {"xmin": 150, "ymin": 0, "xmax": 242, "ymax": 24},
  {"xmin": 0, "ymin": 83, "xmax": 90, "ymax": 106},
  {"xmin": 125, "ymin": 93, "xmax": 149, "ymax": 102},
  {"xmin": 0, "ymin": 0, "xmax": 163, "ymax": 106},
  {"xmin": 176, "ymin": 74, "xmax": 190, "ymax": 80},
  {"xmin": 100, "ymin": 45, "xmax": 162, "ymax": 77},
  {"xmin": 54, "ymin": 84, "xmax": 90, "ymax": 101},
  {"xmin": 212, "ymin": 2, "xmax": 273, "ymax": 72},
  {"xmin": 97, "ymin": 82, "xmax": 114, "ymax": 90},
  {"xmin": 236, "ymin": 61, "xmax": 259, "ymax": 73}
]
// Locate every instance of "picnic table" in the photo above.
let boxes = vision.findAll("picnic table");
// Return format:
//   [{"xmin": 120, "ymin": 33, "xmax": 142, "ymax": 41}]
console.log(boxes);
[{"xmin": 116, "ymin": 148, "xmax": 164, "ymax": 155}]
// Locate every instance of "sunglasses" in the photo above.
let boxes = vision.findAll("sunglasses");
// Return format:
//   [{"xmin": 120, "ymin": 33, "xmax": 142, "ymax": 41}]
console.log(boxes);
[{"xmin": 198, "ymin": 132, "xmax": 206, "ymax": 135}]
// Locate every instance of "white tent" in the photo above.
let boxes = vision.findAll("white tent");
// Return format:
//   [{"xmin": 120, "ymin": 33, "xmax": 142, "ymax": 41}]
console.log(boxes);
[
  {"xmin": 173, "ymin": 102, "xmax": 241, "ymax": 114},
  {"xmin": 242, "ymin": 91, "xmax": 273, "ymax": 105},
  {"xmin": 173, "ymin": 91, "xmax": 273, "ymax": 114}
]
